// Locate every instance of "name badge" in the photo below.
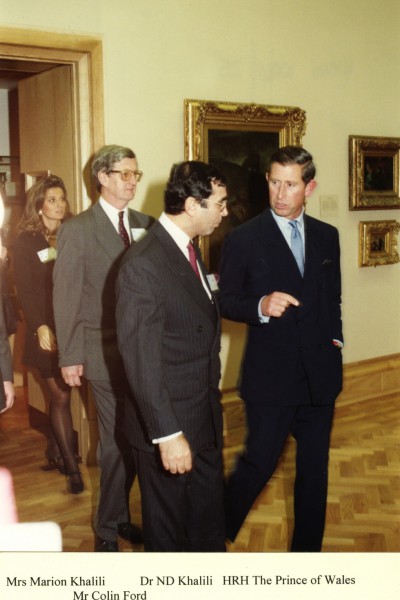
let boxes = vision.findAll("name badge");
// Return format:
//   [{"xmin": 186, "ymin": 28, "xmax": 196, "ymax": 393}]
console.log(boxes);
[
  {"xmin": 37, "ymin": 247, "xmax": 57, "ymax": 263},
  {"xmin": 206, "ymin": 274, "xmax": 219, "ymax": 292},
  {"xmin": 131, "ymin": 228, "xmax": 147, "ymax": 242}
]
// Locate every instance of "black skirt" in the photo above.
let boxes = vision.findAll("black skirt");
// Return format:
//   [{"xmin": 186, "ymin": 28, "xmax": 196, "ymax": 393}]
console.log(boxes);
[{"xmin": 23, "ymin": 327, "xmax": 60, "ymax": 379}]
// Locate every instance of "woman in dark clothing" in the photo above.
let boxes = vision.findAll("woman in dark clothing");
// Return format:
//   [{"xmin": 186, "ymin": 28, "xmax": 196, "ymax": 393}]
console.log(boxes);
[
  {"xmin": 13, "ymin": 175, "xmax": 83, "ymax": 494},
  {"xmin": 0, "ymin": 255, "xmax": 15, "ymax": 414}
]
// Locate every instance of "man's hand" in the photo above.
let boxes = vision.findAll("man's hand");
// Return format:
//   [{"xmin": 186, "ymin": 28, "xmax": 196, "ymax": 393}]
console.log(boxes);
[
  {"xmin": 261, "ymin": 292, "xmax": 300, "ymax": 318},
  {"xmin": 61, "ymin": 365, "xmax": 84, "ymax": 387},
  {"xmin": 159, "ymin": 434, "xmax": 192, "ymax": 474},
  {"xmin": 0, "ymin": 381, "xmax": 15, "ymax": 413},
  {"xmin": 36, "ymin": 325, "xmax": 57, "ymax": 352}
]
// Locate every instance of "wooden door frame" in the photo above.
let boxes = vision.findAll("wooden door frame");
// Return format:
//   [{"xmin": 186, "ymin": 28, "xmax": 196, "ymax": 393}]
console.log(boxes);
[
  {"xmin": 0, "ymin": 27, "xmax": 104, "ymax": 462},
  {"xmin": 0, "ymin": 27, "xmax": 104, "ymax": 213}
]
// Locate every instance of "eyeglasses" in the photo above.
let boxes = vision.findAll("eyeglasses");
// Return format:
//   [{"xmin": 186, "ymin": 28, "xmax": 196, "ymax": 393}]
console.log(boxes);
[
  {"xmin": 208, "ymin": 199, "xmax": 228, "ymax": 211},
  {"xmin": 109, "ymin": 169, "xmax": 143, "ymax": 182}
]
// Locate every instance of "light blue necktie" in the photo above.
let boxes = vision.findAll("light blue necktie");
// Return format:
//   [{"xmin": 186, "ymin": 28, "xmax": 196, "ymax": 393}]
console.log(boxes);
[{"xmin": 289, "ymin": 220, "xmax": 304, "ymax": 276}]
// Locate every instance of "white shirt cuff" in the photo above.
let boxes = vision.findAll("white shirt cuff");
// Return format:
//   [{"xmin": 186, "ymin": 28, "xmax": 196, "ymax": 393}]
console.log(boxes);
[
  {"xmin": 332, "ymin": 339, "xmax": 344, "ymax": 349},
  {"xmin": 258, "ymin": 296, "xmax": 270, "ymax": 323},
  {"xmin": 152, "ymin": 431, "xmax": 183, "ymax": 444}
]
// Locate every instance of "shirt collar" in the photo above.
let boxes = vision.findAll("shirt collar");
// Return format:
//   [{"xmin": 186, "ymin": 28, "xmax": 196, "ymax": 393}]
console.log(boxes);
[
  {"xmin": 159, "ymin": 212, "xmax": 191, "ymax": 254},
  {"xmin": 270, "ymin": 208, "xmax": 305, "ymax": 230},
  {"xmin": 99, "ymin": 196, "xmax": 128, "ymax": 219}
]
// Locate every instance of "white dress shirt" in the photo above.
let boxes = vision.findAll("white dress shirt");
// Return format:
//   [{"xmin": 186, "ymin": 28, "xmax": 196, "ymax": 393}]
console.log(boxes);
[{"xmin": 99, "ymin": 197, "xmax": 131, "ymax": 241}]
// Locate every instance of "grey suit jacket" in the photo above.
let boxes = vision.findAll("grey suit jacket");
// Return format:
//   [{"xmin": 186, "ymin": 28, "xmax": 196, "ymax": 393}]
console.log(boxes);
[
  {"xmin": 53, "ymin": 201, "xmax": 154, "ymax": 381},
  {"xmin": 116, "ymin": 221, "xmax": 223, "ymax": 453}
]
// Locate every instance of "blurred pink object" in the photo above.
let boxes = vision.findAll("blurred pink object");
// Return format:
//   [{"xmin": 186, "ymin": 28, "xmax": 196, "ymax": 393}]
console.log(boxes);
[
  {"xmin": 0, "ymin": 467, "xmax": 62, "ymax": 550},
  {"xmin": 0, "ymin": 467, "xmax": 18, "ymax": 525}
]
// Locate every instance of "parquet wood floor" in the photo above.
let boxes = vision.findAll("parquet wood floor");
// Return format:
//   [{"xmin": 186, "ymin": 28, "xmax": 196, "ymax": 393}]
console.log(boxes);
[
  {"xmin": 0, "ymin": 386, "xmax": 399, "ymax": 552},
  {"xmin": 225, "ymin": 390, "xmax": 400, "ymax": 552}
]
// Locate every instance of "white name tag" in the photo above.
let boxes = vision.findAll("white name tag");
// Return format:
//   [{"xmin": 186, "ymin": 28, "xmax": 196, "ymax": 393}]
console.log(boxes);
[
  {"xmin": 206, "ymin": 274, "xmax": 219, "ymax": 292},
  {"xmin": 131, "ymin": 228, "xmax": 147, "ymax": 242},
  {"xmin": 37, "ymin": 247, "xmax": 57, "ymax": 263}
]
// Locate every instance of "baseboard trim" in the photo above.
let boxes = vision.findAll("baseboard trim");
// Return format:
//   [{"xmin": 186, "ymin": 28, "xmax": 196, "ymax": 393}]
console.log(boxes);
[
  {"xmin": 222, "ymin": 353, "xmax": 400, "ymax": 439},
  {"xmin": 340, "ymin": 352, "xmax": 400, "ymax": 403}
]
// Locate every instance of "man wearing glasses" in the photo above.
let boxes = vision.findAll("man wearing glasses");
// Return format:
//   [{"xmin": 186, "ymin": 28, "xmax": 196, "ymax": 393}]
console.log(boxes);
[
  {"xmin": 116, "ymin": 161, "xmax": 228, "ymax": 551},
  {"xmin": 53, "ymin": 145, "xmax": 154, "ymax": 551}
]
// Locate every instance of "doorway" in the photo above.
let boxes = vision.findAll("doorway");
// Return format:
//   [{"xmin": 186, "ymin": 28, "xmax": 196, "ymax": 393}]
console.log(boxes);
[
  {"xmin": 0, "ymin": 27, "xmax": 104, "ymax": 213},
  {"xmin": 0, "ymin": 27, "xmax": 104, "ymax": 463}
]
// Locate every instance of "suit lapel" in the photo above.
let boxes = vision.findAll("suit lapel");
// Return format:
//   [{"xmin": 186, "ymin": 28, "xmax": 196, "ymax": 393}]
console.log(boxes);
[
  {"xmin": 92, "ymin": 201, "xmax": 125, "ymax": 260},
  {"xmin": 153, "ymin": 223, "xmax": 217, "ymax": 322},
  {"xmin": 303, "ymin": 214, "xmax": 325, "ymax": 278},
  {"xmin": 257, "ymin": 210, "xmax": 304, "ymax": 282},
  {"xmin": 128, "ymin": 209, "xmax": 147, "ymax": 229}
]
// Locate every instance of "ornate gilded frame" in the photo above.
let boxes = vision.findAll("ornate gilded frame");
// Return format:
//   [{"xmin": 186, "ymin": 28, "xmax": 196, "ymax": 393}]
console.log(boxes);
[
  {"xmin": 359, "ymin": 220, "xmax": 400, "ymax": 267},
  {"xmin": 349, "ymin": 135, "xmax": 400, "ymax": 210},
  {"xmin": 184, "ymin": 99, "xmax": 307, "ymax": 271}
]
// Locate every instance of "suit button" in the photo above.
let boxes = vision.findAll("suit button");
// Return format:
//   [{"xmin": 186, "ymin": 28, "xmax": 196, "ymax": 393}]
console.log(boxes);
[{"xmin": 197, "ymin": 325, "xmax": 203, "ymax": 333}]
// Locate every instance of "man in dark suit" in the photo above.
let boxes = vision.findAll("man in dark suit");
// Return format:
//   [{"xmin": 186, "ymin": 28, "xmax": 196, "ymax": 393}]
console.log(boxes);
[
  {"xmin": 218, "ymin": 146, "xmax": 343, "ymax": 552},
  {"xmin": 53, "ymin": 145, "xmax": 154, "ymax": 551},
  {"xmin": 116, "ymin": 161, "xmax": 228, "ymax": 551}
]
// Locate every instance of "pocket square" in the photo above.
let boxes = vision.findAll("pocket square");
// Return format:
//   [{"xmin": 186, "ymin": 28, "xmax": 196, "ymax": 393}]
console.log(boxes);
[{"xmin": 131, "ymin": 228, "xmax": 147, "ymax": 242}]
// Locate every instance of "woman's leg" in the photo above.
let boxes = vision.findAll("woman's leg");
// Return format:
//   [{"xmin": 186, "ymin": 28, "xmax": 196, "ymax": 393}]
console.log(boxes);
[{"xmin": 44, "ymin": 376, "xmax": 83, "ymax": 492}]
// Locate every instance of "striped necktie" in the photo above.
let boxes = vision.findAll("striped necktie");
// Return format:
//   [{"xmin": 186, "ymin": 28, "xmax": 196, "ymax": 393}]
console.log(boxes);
[{"xmin": 289, "ymin": 220, "xmax": 304, "ymax": 276}]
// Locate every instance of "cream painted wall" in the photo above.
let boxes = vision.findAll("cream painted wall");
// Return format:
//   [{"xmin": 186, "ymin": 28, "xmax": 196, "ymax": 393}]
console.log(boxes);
[{"xmin": 1, "ymin": 0, "xmax": 399, "ymax": 385}]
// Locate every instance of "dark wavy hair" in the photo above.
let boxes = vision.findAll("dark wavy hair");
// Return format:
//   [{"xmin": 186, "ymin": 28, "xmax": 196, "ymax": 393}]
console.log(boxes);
[
  {"xmin": 16, "ymin": 174, "xmax": 72, "ymax": 236},
  {"xmin": 164, "ymin": 161, "xmax": 227, "ymax": 215},
  {"xmin": 267, "ymin": 145, "xmax": 316, "ymax": 184}
]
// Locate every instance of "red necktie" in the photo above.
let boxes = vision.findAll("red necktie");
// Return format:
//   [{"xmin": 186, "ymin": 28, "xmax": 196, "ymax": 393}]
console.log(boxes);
[
  {"xmin": 118, "ymin": 211, "xmax": 130, "ymax": 248},
  {"xmin": 187, "ymin": 242, "xmax": 200, "ymax": 279}
]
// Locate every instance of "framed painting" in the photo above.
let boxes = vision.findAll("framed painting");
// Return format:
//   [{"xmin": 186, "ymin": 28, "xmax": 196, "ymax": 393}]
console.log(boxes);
[
  {"xmin": 184, "ymin": 99, "xmax": 307, "ymax": 272},
  {"xmin": 349, "ymin": 135, "xmax": 400, "ymax": 210},
  {"xmin": 359, "ymin": 220, "xmax": 400, "ymax": 267}
]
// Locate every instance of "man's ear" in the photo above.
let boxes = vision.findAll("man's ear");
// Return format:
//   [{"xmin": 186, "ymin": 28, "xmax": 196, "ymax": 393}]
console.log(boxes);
[
  {"xmin": 97, "ymin": 170, "xmax": 108, "ymax": 188},
  {"xmin": 305, "ymin": 179, "xmax": 317, "ymax": 197},
  {"xmin": 184, "ymin": 196, "xmax": 198, "ymax": 215}
]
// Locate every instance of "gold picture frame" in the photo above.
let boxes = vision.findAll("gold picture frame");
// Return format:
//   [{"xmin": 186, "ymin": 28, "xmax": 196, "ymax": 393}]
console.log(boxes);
[
  {"xmin": 349, "ymin": 135, "xmax": 400, "ymax": 210},
  {"xmin": 359, "ymin": 220, "xmax": 400, "ymax": 267},
  {"xmin": 184, "ymin": 99, "xmax": 307, "ymax": 271}
]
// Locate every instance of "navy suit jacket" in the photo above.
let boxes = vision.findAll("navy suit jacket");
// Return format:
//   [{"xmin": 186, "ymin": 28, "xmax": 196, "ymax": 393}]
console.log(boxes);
[
  {"xmin": 116, "ymin": 221, "xmax": 223, "ymax": 453},
  {"xmin": 218, "ymin": 209, "xmax": 343, "ymax": 407}
]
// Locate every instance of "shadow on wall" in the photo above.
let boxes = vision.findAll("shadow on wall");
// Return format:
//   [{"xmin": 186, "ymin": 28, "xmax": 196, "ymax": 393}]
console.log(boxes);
[{"xmin": 139, "ymin": 181, "xmax": 164, "ymax": 219}]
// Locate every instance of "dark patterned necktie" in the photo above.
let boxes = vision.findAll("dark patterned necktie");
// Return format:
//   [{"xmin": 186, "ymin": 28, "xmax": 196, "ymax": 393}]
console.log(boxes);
[
  {"xmin": 187, "ymin": 241, "xmax": 200, "ymax": 279},
  {"xmin": 118, "ymin": 211, "xmax": 130, "ymax": 248}
]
